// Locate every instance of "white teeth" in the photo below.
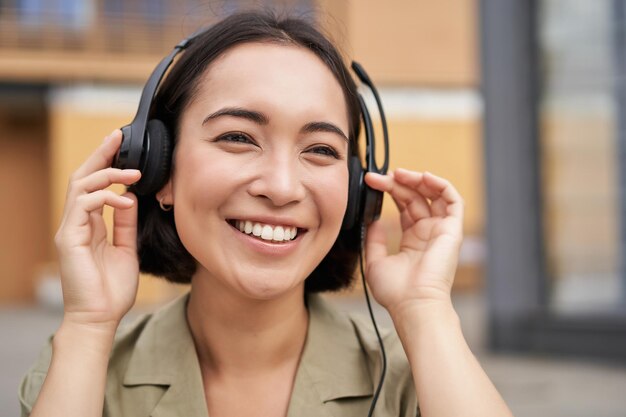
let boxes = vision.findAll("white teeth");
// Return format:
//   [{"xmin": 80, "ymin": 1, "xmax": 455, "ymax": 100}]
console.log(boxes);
[
  {"xmin": 273, "ymin": 226, "xmax": 285, "ymax": 242},
  {"xmin": 261, "ymin": 225, "xmax": 273, "ymax": 240},
  {"xmin": 232, "ymin": 220, "xmax": 299, "ymax": 242}
]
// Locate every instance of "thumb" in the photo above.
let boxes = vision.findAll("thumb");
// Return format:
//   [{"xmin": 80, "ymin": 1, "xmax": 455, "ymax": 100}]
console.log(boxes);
[
  {"xmin": 365, "ymin": 219, "xmax": 388, "ymax": 268},
  {"xmin": 113, "ymin": 192, "xmax": 138, "ymax": 253}
]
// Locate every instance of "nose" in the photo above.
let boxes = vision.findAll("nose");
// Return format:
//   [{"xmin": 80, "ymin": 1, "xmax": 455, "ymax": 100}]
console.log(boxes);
[{"xmin": 247, "ymin": 152, "xmax": 307, "ymax": 207}]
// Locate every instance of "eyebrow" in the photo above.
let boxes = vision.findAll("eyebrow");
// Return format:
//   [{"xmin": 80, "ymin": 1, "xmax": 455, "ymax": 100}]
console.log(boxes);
[
  {"xmin": 202, "ymin": 106, "xmax": 349, "ymax": 143},
  {"xmin": 302, "ymin": 121, "xmax": 349, "ymax": 143},
  {"xmin": 202, "ymin": 107, "xmax": 269, "ymax": 125}
]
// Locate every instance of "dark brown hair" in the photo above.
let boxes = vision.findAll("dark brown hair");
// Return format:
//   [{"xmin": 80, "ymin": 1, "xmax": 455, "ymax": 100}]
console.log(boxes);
[{"xmin": 137, "ymin": 10, "xmax": 362, "ymax": 292}]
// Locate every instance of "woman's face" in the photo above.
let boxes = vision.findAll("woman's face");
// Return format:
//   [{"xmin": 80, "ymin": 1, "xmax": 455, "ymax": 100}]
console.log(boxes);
[{"xmin": 163, "ymin": 42, "xmax": 350, "ymax": 300}]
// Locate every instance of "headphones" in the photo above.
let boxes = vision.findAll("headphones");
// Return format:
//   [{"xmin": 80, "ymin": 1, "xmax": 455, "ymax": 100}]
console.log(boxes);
[{"xmin": 113, "ymin": 33, "xmax": 389, "ymax": 232}]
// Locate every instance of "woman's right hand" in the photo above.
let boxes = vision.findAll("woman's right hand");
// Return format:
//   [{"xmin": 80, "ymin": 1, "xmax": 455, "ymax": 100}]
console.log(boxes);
[{"xmin": 54, "ymin": 129, "xmax": 142, "ymax": 331}]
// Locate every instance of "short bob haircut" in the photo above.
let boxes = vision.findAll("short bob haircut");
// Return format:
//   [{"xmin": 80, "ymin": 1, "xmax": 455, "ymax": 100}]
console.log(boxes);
[{"xmin": 137, "ymin": 10, "xmax": 363, "ymax": 292}]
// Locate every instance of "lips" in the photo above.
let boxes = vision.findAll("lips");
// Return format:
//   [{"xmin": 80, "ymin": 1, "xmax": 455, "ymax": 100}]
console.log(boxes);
[{"xmin": 226, "ymin": 219, "xmax": 306, "ymax": 243}]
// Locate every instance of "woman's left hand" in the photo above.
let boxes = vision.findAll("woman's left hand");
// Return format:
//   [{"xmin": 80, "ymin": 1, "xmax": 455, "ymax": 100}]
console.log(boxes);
[{"xmin": 363, "ymin": 168, "xmax": 464, "ymax": 317}]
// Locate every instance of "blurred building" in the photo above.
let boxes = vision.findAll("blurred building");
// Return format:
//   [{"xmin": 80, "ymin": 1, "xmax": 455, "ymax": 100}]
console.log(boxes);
[
  {"xmin": 2, "ymin": 0, "xmax": 625, "ymax": 361},
  {"xmin": 0, "ymin": 0, "xmax": 482, "ymax": 305},
  {"xmin": 481, "ymin": 0, "xmax": 626, "ymax": 360}
]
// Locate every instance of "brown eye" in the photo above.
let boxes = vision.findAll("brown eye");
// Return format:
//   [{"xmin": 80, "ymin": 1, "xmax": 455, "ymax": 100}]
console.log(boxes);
[
  {"xmin": 308, "ymin": 146, "xmax": 339, "ymax": 159},
  {"xmin": 216, "ymin": 132, "xmax": 256, "ymax": 145}
]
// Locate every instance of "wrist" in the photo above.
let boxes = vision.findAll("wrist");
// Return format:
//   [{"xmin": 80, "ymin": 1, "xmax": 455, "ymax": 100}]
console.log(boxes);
[
  {"xmin": 54, "ymin": 318, "xmax": 118, "ymax": 357},
  {"xmin": 62, "ymin": 308, "xmax": 122, "ymax": 331},
  {"xmin": 389, "ymin": 298, "xmax": 460, "ymax": 336}
]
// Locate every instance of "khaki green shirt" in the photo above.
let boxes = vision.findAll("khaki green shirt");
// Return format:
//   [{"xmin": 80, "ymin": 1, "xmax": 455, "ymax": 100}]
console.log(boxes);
[{"xmin": 19, "ymin": 293, "xmax": 418, "ymax": 416}]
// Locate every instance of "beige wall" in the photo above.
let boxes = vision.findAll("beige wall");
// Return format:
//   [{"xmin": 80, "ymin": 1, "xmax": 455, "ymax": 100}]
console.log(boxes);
[
  {"xmin": 0, "ymin": 49, "xmax": 161, "ymax": 84},
  {"xmin": 318, "ymin": 0, "xmax": 477, "ymax": 86},
  {"xmin": 0, "ymin": 106, "xmax": 50, "ymax": 303},
  {"xmin": 381, "ymin": 118, "xmax": 484, "ymax": 234}
]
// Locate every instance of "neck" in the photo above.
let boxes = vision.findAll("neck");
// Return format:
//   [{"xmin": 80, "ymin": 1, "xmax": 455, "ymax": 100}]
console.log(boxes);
[{"xmin": 186, "ymin": 270, "xmax": 309, "ymax": 377}]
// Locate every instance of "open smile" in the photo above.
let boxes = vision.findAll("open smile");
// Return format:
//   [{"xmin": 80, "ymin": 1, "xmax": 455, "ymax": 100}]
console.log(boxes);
[{"xmin": 226, "ymin": 219, "xmax": 307, "ymax": 244}]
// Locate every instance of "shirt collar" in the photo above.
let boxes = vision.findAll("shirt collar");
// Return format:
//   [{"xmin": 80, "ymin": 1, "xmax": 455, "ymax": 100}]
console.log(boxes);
[
  {"xmin": 122, "ymin": 292, "xmax": 208, "ymax": 416},
  {"xmin": 295, "ymin": 294, "xmax": 374, "ymax": 402},
  {"xmin": 122, "ymin": 292, "xmax": 374, "ymax": 416}
]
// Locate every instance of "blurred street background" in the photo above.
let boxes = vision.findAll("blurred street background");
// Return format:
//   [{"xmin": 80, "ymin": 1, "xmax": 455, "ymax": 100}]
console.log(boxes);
[{"xmin": 1, "ymin": 0, "xmax": 626, "ymax": 415}]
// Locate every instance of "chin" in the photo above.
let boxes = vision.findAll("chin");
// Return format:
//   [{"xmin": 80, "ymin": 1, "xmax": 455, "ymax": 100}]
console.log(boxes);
[{"xmin": 234, "ymin": 271, "xmax": 305, "ymax": 301}]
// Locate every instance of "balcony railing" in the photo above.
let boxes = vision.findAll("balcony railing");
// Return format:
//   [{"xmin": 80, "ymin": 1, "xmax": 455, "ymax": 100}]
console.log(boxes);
[
  {"xmin": 0, "ymin": 6, "xmax": 214, "ymax": 55},
  {"xmin": 0, "ymin": 0, "xmax": 314, "ymax": 82},
  {"xmin": 0, "ymin": 0, "xmax": 314, "ymax": 53}
]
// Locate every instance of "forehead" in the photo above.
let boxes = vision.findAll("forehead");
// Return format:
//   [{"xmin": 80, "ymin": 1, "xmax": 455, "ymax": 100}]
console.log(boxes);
[{"xmin": 189, "ymin": 42, "xmax": 349, "ymax": 122}]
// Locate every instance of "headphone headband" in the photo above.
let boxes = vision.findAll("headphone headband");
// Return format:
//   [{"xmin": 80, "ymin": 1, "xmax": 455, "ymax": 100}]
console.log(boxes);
[
  {"xmin": 133, "ymin": 36, "xmax": 196, "ymax": 129},
  {"xmin": 114, "ymin": 38, "xmax": 194, "ymax": 170}
]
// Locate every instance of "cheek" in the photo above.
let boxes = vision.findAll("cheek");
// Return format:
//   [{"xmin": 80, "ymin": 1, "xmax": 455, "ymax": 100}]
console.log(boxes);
[
  {"xmin": 172, "ymin": 149, "xmax": 238, "ymax": 207},
  {"xmin": 312, "ymin": 164, "xmax": 350, "ymax": 224},
  {"xmin": 169, "ymin": 153, "xmax": 241, "ymax": 256}
]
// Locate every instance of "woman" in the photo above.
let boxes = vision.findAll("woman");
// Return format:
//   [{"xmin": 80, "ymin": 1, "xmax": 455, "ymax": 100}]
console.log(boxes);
[{"xmin": 20, "ymin": 11, "xmax": 513, "ymax": 417}]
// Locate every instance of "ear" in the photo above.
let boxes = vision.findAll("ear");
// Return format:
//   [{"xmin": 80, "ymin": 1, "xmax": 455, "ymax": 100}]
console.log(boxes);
[{"xmin": 156, "ymin": 179, "xmax": 174, "ymax": 205}]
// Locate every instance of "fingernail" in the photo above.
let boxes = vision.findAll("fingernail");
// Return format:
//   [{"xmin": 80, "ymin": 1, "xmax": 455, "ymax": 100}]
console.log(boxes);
[
  {"xmin": 110, "ymin": 128, "xmax": 119, "ymax": 136},
  {"xmin": 104, "ymin": 129, "xmax": 119, "ymax": 142}
]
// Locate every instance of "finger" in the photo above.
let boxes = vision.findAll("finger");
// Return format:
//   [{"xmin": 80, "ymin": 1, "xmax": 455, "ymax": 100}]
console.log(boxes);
[
  {"xmin": 70, "ymin": 168, "xmax": 141, "ymax": 197},
  {"xmin": 399, "ymin": 199, "xmax": 430, "ymax": 229},
  {"xmin": 365, "ymin": 219, "xmax": 388, "ymax": 266},
  {"xmin": 418, "ymin": 172, "xmax": 464, "ymax": 218},
  {"xmin": 392, "ymin": 168, "xmax": 424, "ymax": 189},
  {"xmin": 365, "ymin": 172, "xmax": 429, "ymax": 211},
  {"xmin": 113, "ymin": 192, "xmax": 138, "ymax": 252},
  {"xmin": 365, "ymin": 172, "xmax": 404, "ymax": 208},
  {"xmin": 70, "ymin": 130, "xmax": 123, "ymax": 181},
  {"xmin": 66, "ymin": 190, "xmax": 135, "ymax": 229},
  {"xmin": 365, "ymin": 171, "xmax": 432, "ymax": 222},
  {"xmin": 393, "ymin": 168, "xmax": 439, "ymax": 201},
  {"xmin": 394, "ymin": 169, "xmax": 463, "ymax": 217},
  {"xmin": 363, "ymin": 172, "xmax": 391, "ymax": 190},
  {"xmin": 89, "ymin": 210, "xmax": 108, "ymax": 243},
  {"xmin": 62, "ymin": 167, "xmax": 140, "ymax": 228},
  {"xmin": 396, "ymin": 169, "xmax": 455, "ymax": 203}
]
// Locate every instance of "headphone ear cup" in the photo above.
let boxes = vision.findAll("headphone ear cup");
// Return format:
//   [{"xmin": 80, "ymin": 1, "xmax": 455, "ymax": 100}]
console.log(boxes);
[
  {"xmin": 132, "ymin": 119, "xmax": 172, "ymax": 196},
  {"xmin": 362, "ymin": 183, "xmax": 384, "ymax": 226},
  {"xmin": 342, "ymin": 156, "xmax": 364, "ymax": 230}
]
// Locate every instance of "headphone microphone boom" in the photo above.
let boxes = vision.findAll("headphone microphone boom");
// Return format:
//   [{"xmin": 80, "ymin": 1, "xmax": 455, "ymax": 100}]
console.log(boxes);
[{"xmin": 113, "ymin": 34, "xmax": 389, "ymax": 232}]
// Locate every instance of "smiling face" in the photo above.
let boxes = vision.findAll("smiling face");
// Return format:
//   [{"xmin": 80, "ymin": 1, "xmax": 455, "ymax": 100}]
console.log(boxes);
[{"xmin": 160, "ymin": 42, "xmax": 351, "ymax": 301}]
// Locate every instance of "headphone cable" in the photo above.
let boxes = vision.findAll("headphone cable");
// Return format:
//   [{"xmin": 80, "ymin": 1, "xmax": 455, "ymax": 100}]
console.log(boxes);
[{"xmin": 359, "ymin": 225, "xmax": 387, "ymax": 417}]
